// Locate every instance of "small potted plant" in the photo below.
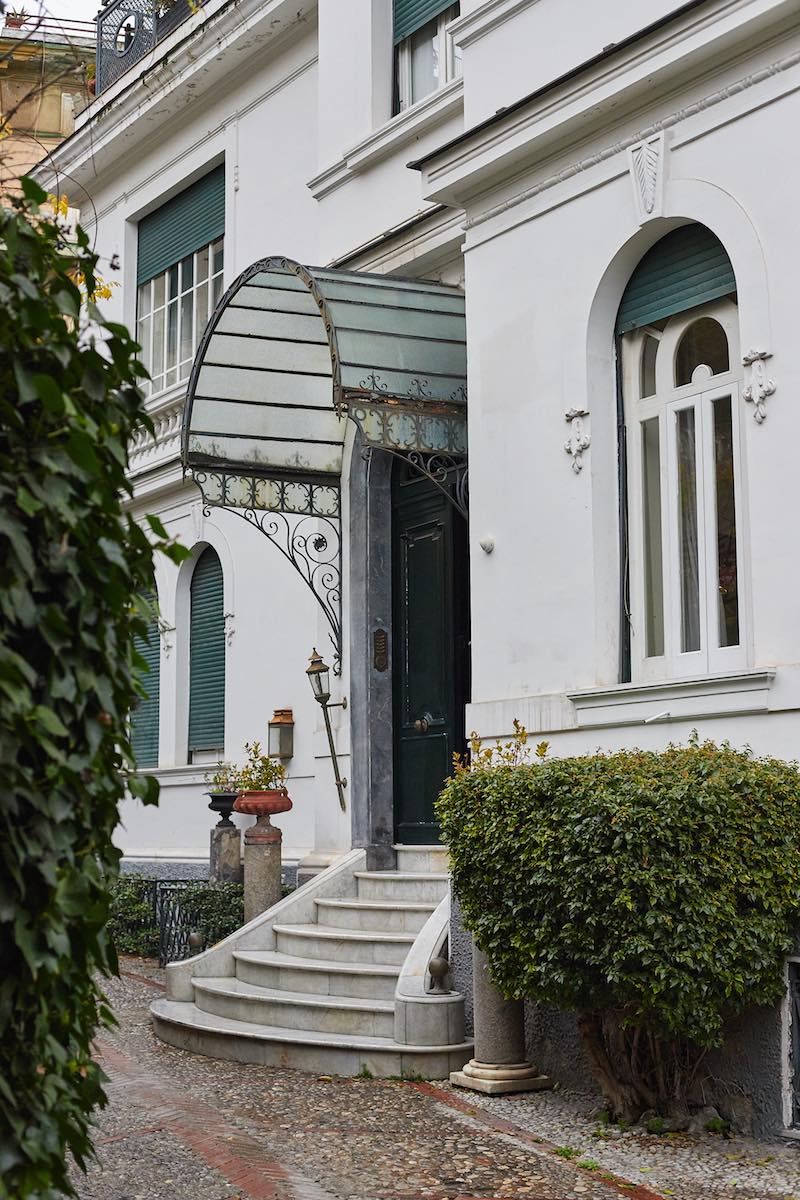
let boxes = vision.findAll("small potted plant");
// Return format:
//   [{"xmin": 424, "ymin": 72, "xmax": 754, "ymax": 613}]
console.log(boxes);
[
  {"xmin": 233, "ymin": 740, "xmax": 291, "ymax": 818},
  {"xmin": 204, "ymin": 761, "xmax": 240, "ymax": 827},
  {"xmin": 86, "ymin": 61, "xmax": 96, "ymax": 97}
]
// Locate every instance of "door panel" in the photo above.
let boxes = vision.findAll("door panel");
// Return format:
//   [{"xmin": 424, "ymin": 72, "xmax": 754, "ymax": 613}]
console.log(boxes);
[{"xmin": 392, "ymin": 463, "xmax": 468, "ymax": 845}]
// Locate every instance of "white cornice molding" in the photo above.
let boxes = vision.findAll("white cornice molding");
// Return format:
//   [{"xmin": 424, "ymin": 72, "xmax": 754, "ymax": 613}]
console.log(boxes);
[
  {"xmin": 448, "ymin": 0, "xmax": 541, "ymax": 51},
  {"xmin": 308, "ymin": 79, "xmax": 463, "ymax": 201},
  {"xmin": 31, "ymin": 0, "xmax": 316, "ymax": 191},
  {"xmin": 460, "ymin": 44, "xmax": 800, "ymax": 239},
  {"xmin": 569, "ymin": 670, "xmax": 776, "ymax": 728},
  {"xmin": 417, "ymin": 0, "xmax": 800, "ymax": 211}
]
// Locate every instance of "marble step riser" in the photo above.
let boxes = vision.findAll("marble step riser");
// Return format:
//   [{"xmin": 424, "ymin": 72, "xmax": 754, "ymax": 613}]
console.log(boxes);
[
  {"xmin": 395, "ymin": 849, "xmax": 449, "ymax": 874},
  {"xmin": 235, "ymin": 959, "xmax": 398, "ymax": 1001},
  {"xmin": 152, "ymin": 1012, "xmax": 472, "ymax": 1079},
  {"xmin": 355, "ymin": 877, "xmax": 449, "ymax": 903},
  {"xmin": 275, "ymin": 930, "xmax": 412, "ymax": 965},
  {"xmin": 314, "ymin": 902, "xmax": 435, "ymax": 934},
  {"xmin": 193, "ymin": 989, "xmax": 394, "ymax": 1038}
]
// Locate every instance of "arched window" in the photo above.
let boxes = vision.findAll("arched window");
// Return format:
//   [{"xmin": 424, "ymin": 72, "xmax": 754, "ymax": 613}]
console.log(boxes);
[
  {"xmin": 188, "ymin": 547, "xmax": 225, "ymax": 758},
  {"xmin": 618, "ymin": 225, "xmax": 744, "ymax": 679},
  {"xmin": 131, "ymin": 590, "xmax": 160, "ymax": 769}
]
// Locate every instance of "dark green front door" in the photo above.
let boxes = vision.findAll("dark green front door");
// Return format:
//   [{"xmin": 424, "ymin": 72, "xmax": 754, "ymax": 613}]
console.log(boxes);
[{"xmin": 392, "ymin": 462, "xmax": 469, "ymax": 844}]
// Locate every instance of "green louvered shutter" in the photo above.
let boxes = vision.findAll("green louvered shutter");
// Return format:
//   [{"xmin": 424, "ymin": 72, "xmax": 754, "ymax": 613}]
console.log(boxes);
[
  {"xmin": 188, "ymin": 547, "xmax": 225, "ymax": 753},
  {"xmin": 137, "ymin": 164, "xmax": 225, "ymax": 286},
  {"xmin": 132, "ymin": 597, "xmax": 160, "ymax": 769},
  {"xmin": 616, "ymin": 224, "xmax": 736, "ymax": 335},
  {"xmin": 618, "ymin": 224, "xmax": 738, "ymax": 333},
  {"xmin": 394, "ymin": 0, "xmax": 454, "ymax": 43}
]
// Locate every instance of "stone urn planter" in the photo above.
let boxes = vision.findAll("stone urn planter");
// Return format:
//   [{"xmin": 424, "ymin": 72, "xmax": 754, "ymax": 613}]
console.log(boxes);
[
  {"xmin": 206, "ymin": 790, "xmax": 239, "ymax": 828},
  {"xmin": 234, "ymin": 788, "xmax": 292, "ymax": 818}
]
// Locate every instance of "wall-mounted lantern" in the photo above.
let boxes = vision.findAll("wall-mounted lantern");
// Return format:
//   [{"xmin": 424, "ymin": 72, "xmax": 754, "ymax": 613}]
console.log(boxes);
[
  {"xmin": 305, "ymin": 648, "xmax": 347, "ymax": 813},
  {"xmin": 268, "ymin": 708, "xmax": 295, "ymax": 761}
]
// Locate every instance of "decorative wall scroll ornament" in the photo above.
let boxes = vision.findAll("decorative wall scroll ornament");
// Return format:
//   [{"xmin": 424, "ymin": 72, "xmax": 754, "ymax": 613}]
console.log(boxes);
[
  {"xmin": 190, "ymin": 500, "xmax": 204, "ymax": 542},
  {"xmin": 628, "ymin": 133, "xmax": 666, "ymax": 222},
  {"xmin": 223, "ymin": 612, "xmax": 236, "ymax": 647},
  {"xmin": 742, "ymin": 349, "xmax": 775, "ymax": 423},
  {"xmin": 191, "ymin": 468, "xmax": 342, "ymax": 673},
  {"xmin": 564, "ymin": 407, "xmax": 591, "ymax": 473},
  {"xmin": 158, "ymin": 619, "xmax": 175, "ymax": 659}
]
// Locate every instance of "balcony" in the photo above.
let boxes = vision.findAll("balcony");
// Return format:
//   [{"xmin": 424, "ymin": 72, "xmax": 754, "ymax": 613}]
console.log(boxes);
[{"xmin": 95, "ymin": 0, "xmax": 207, "ymax": 95}]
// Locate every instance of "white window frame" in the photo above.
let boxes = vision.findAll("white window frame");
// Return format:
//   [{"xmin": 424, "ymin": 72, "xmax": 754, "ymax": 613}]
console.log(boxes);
[
  {"xmin": 394, "ymin": 4, "xmax": 461, "ymax": 114},
  {"xmin": 136, "ymin": 235, "xmax": 224, "ymax": 399},
  {"xmin": 623, "ymin": 298, "xmax": 747, "ymax": 682}
]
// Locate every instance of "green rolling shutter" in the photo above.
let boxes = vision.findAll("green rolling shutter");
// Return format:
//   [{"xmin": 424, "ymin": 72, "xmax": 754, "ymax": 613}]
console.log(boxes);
[
  {"xmin": 137, "ymin": 164, "xmax": 225, "ymax": 286},
  {"xmin": 132, "ymin": 596, "xmax": 160, "ymax": 769},
  {"xmin": 616, "ymin": 224, "xmax": 736, "ymax": 335},
  {"xmin": 188, "ymin": 547, "xmax": 225, "ymax": 753},
  {"xmin": 394, "ymin": 0, "xmax": 454, "ymax": 43}
]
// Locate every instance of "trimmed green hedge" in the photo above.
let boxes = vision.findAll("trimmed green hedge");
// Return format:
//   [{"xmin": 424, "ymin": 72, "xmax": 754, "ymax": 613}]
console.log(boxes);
[{"xmin": 438, "ymin": 734, "xmax": 800, "ymax": 1117}]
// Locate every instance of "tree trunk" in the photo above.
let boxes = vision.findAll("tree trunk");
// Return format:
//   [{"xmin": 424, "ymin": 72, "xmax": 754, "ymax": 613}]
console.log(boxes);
[{"xmin": 577, "ymin": 1011, "xmax": 644, "ymax": 1122}]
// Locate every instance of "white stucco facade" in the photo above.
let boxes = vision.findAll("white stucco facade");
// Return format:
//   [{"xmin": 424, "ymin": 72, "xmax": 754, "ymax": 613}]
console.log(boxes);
[{"xmin": 35, "ymin": 0, "xmax": 800, "ymax": 878}]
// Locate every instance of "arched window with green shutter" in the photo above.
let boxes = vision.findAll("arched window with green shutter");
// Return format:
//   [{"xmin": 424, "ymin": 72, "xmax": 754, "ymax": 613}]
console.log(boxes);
[
  {"xmin": 131, "ymin": 593, "xmax": 160, "ymax": 769},
  {"xmin": 188, "ymin": 547, "xmax": 225, "ymax": 756}
]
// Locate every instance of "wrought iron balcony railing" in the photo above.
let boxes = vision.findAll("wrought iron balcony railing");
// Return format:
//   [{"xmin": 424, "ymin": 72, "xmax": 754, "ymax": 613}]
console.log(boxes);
[{"xmin": 95, "ymin": 0, "xmax": 207, "ymax": 95}]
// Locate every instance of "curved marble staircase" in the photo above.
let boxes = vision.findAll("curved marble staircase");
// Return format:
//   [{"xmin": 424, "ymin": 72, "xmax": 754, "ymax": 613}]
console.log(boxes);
[{"xmin": 151, "ymin": 846, "xmax": 473, "ymax": 1077}]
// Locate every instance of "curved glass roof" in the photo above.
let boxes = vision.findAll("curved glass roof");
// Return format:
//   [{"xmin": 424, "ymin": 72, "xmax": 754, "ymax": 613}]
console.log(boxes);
[{"xmin": 182, "ymin": 256, "xmax": 467, "ymax": 484}]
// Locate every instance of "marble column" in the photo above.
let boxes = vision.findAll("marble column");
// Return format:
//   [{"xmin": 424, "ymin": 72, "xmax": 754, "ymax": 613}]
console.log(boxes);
[{"xmin": 450, "ymin": 943, "xmax": 551, "ymax": 1095}]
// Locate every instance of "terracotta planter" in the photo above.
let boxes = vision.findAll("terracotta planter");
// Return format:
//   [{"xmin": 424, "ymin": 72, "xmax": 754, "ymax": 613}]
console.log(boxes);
[{"xmin": 234, "ymin": 788, "xmax": 292, "ymax": 818}]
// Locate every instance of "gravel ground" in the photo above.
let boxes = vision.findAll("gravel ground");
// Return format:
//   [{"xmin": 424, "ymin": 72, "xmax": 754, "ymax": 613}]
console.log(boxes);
[
  {"xmin": 438, "ymin": 1084, "xmax": 800, "ymax": 1200},
  {"xmin": 70, "ymin": 961, "xmax": 800, "ymax": 1200}
]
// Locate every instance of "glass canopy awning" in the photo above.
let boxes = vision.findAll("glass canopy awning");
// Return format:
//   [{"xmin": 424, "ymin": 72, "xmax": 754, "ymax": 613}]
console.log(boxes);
[{"xmin": 181, "ymin": 256, "xmax": 468, "ymax": 667}]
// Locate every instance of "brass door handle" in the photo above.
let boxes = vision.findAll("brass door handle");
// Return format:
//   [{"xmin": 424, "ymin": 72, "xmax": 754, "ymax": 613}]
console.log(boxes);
[{"xmin": 414, "ymin": 716, "xmax": 430, "ymax": 734}]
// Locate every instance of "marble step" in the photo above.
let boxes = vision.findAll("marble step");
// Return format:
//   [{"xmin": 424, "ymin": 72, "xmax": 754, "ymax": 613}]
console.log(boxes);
[
  {"xmin": 193, "ymin": 977, "xmax": 395, "ymax": 1037},
  {"xmin": 273, "ymin": 923, "xmax": 416, "ymax": 965},
  {"xmin": 151, "ymin": 998, "xmax": 473, "ymax": 1078},
  {"xmin": 314, "ymin": 897, "xmax": 437, "ymax": 933},
  {"xmin": 355, "ymin": 871, "xmax": 450, "ymax": 903},
  {"xmin": 234, "ymin": 950, "xmax": 400, "ymax": 1001},
  {"xmin": 394, "ymin": 844, "xmax": 449, "ymax": 874}
]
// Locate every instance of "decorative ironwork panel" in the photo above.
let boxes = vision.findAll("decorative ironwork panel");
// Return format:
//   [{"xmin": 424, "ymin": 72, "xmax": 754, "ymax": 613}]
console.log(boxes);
[
  {"xmin": 96, "ymin": 0, "xmax": 209, "ymax": 94},
  {"xmin": 155, "ymin": 880, "xmax": 194, "ymax": 967},
  {"xmin": 791, "ymin": 961, "xmax": 800, "ymax": 1128},
  {"xmin": 191, "ymin": 468, "xmax": 340, "ymax": 519},
  {"xmin": 347, "ymin": 397, "xmax": 466, "ymax": 456}
]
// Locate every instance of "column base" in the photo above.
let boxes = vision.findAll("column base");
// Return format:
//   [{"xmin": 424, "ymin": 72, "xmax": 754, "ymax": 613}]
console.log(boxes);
[{"xmin": 450, "ymin": 1058, "xmax": 552, "ymax": 1095}]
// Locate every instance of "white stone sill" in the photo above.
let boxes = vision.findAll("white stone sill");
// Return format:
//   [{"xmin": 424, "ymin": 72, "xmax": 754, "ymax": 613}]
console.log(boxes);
[
  {"xmin": 568, "ymin": 669, "xmax": 775, "ymax": 729},
  {"xmin": 307, "ymin": 79, "xmax": 464, "ymax": 200}
]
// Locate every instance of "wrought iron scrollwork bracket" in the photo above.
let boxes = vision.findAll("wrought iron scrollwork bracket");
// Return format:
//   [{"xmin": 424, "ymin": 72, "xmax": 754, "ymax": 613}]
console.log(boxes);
[
  {"xmin": 363, "ymin": 446, "xmax": 469, "ymax": 520},
  {"xmin": 192, "ymin": 469, "xmax": 342, "ymax": 675}
]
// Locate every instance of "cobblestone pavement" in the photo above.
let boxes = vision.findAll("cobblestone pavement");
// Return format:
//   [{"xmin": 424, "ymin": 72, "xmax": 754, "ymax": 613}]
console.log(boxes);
[{"xmin": 71, "ymin": 960, "xmax": 799, "ymax": 1200}]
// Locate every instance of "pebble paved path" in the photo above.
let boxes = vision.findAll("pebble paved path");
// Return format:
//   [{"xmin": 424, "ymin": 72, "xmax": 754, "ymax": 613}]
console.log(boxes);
[{"xmin": 71, "ymin": 961, "xmax": 799, "ymax": 1200}]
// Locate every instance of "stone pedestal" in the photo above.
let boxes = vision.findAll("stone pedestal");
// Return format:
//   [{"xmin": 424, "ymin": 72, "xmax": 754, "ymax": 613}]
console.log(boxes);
[
  {"xmin": 242, "ymin": 816, "xmax": 283, "ymax": 923},
  {"xmin": 450, "ymin": 945, "xmax": 551, "ymax": 1095},
  {"xmin": 209, "ymin": 823, "xmax": 242, "ymax": 885},
  {"xmin": 234, "ymin": 789, "xmax": 291, "ymax": 924}
]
